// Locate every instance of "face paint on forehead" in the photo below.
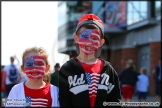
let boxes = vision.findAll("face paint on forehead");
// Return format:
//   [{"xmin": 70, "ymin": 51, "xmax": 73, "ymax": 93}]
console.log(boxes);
[{"xmin": 24, "ymin": 55, "xmax": 45, "ymax": 68}]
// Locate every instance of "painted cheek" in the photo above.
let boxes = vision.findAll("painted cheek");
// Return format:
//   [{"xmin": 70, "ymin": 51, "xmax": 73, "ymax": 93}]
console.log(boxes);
[{"xmin": 24, "ymin": 67, "xmax": 45, "ymax": 80}]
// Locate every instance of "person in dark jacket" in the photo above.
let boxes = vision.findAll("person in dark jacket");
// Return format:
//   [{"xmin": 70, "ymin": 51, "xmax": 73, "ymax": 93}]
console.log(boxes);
[
  {"xmin": 50, "ymin": 63, "xmax": 60, "ymax": 87},
  {"xmin": 119, "ymin": 59, "xmax": 138, "ymax": 102},
  {"xmin": 59, "ymin": 14, "xmax": 121, "ymax": 107}
]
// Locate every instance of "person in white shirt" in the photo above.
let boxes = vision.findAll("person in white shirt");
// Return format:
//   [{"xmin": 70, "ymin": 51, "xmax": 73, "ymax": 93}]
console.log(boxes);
[
  {"xmin": 3, "ymin": 56, "xmax": 21, "ymax": 97},
  {"xmin": 136, "ymin": 67, "xmax": 149, "ymax": 102}
]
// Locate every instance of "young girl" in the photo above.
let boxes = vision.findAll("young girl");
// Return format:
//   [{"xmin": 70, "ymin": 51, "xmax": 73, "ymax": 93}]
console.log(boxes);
[{"xmin": 5, "ymin": 47, "xmax": 59, "ymax": 107}]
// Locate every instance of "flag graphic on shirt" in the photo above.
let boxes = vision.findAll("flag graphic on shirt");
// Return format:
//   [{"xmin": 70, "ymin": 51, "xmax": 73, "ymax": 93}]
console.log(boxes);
[
  {"xmin": 24, "ymin": 56, "xmax": 46, "ymax": 79},
  {"xmin": 78, "ymin": 29, "xmax": 100, "ymax": 54},
  {"xmin": 85, "ymin": 72, "xmax": 100, "ymax": 97},
  {"xmin": 25, "ymin": 97, "xmax": 48, "ymax": 107}
]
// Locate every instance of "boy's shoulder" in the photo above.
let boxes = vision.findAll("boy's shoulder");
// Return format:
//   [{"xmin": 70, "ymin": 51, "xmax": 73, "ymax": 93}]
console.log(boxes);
[{"xmin": 62, "ymin": 57, "xmax": 113, "ymax": 67}]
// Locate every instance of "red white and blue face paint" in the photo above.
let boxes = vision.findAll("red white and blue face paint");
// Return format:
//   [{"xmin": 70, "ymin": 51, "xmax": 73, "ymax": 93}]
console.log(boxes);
[
  {"xmin": 24, "ymin": 55, "xmax": 46, "ymax": 80},
  {"xmin": 78, "ymin": 29, "xmax": 100, "ymax": 55}
]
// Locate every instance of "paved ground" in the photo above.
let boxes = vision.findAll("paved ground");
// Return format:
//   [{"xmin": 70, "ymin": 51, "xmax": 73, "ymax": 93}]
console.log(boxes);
[
  {"xmin": 132, "ymin": 95, "xmax": 157, "ymax": 102},
  {"xmin": 125, "ymin": 95, "xmax": 161, "ymax": 107}
]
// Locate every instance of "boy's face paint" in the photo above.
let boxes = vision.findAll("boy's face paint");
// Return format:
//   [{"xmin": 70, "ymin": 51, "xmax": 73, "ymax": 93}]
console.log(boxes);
[
  {"xmin": 24, "ymin": 55, "xmax": 46, "ymax": 80},
  {"xmin": 78, "ymin": 29, "xmax": 100, "ymax": 55}
]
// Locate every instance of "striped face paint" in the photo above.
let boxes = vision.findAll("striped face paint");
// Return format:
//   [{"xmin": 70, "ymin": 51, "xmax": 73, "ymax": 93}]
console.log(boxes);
[
  {"xmin": 78, "ymin": 29, "xmax": 100, "ymax": 55},
  {"xmin": 24, "ymin": 55, "xmax": 46, "ymax": 80}
]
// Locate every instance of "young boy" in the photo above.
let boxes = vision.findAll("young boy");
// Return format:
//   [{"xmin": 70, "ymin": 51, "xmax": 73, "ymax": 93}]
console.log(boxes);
[
  {"xmin": 136, "ymin": 67, "xmax": 149, "ymax": 102},
  {"xmin": 59, "ymin": 14, "xmax": 121, "ymax": 107}
]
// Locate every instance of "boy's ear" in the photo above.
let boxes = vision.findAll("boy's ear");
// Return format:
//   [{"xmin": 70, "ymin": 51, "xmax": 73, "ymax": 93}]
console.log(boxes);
[
  {"xmin": 74, "ymin": 34, "xmax": 78, "ymax": 43},
  {"xmin": 45, "ymin": 65, "xmax": 50, "ymax": 73},
  {"xmin": 100, "ymin": 38, "xmax": 105, "ymax": 46}
]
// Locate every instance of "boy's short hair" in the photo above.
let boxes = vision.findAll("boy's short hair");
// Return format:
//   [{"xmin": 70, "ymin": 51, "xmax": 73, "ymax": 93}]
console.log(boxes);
[
  {"xmin": 141, "ymin": 67, "xmax": 147, "ymax": 74},
  {"xmin": 75, "ymin": 14, "xmax": 104, "ymax": 38}
]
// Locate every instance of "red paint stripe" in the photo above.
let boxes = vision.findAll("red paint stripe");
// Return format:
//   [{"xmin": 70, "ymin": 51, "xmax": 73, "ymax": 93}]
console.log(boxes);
[
  {"xmin": 34, "ymin": 56, "xmax": 45, "ymax": 60},
  {"xmin": 92, "ymin": 30, "xmax": 100, "ymax": 35},
  {"xmin": 26, "ymin": 71, "xmax": 44, "ymax": 75},
  {"xmin": 25, "ymin": 67, "xmax": 45, "ymax": 70}
]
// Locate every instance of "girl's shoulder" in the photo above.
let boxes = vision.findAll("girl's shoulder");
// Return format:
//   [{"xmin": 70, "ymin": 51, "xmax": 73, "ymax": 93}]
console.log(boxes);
[
  {"xmin": 12, "ymin": 82, "xmax": 24, "ymax": 89},
  {"xmin": 50, "ymin": 84, "xmax": 58, "ymax": 90}
]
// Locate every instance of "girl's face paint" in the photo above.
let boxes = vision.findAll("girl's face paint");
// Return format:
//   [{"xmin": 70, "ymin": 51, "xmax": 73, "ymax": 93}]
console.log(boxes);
[
  {"xmin": 78, "ymin": 29, "xmax": 100, "ymax": 55},
  {"xmin": 24, "ymin": 55, "xmax": 46, "ymax": 80}
]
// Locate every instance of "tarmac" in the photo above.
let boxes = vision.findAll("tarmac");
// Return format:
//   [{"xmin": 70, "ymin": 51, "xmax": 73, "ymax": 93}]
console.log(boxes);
[
  {"xmin": 126, "ymin": 95, "xmax": 160, "ymax": 107},
  {"xmin": 132, "ymin": 95, "xmax": 157, "ymax": 102}
]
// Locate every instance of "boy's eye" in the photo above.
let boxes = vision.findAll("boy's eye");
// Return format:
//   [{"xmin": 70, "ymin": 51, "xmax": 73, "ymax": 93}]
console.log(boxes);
[
  {"xmin": 91, "ymin": 36, "xmax": 99, "ymax": 40},
  {"xmin": 80, "ymin": 35, "xmax": 89, "ymax": 40},
  {"xmin": 91, "ymin": 37, "xmax": 98, "ymax": 40}
]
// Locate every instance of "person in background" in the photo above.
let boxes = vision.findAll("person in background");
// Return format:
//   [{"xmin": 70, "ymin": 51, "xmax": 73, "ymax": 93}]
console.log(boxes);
[
  {"xmin": 1, "ymin": 65, "xmax": 6, "ymax": 97},
  {"xmin": 5, "ymin": 47, "xmax": 59, "ymax": 107},
  {"xmin": 136, "ymin": 67, "xmax": 149, "ymax": 102},
  {"xmin": 1, "ymin": 65, "xmax": 6, "ymax": 107},
  {"xmin": 13, "ymin": 55, "xmax": 28, "ymax": 83},
  {"xmin": 3, "ymin": 56, "xmax": 21, "ymax": 97},
  {"xmin": 19, "ymin": 71, "xmax": 28, "ymax": 83},
  {"xmin": 152, "ymin": 57, "xmax": 161, "ymax": 105},
  {"xmin": 119, "ymin": 59, "xmax": 138, "ymax": 102},
  {"xmin": 50, "ymin": 63, "xmax": 60, "ymax": 87}
]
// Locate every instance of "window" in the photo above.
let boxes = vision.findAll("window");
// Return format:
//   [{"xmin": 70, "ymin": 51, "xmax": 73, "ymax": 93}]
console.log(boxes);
[
  {"xmin": 155, "ymin": 1, "xmax": 161, "ymax": 17},
  {"xmin": 127, "ymin": 1, "xmax": 148, "ymax": 25}
]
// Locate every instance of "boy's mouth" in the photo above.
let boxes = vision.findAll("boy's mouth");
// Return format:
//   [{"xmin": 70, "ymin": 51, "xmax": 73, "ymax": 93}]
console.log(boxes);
[{"xmin": 85, "ymin": 46, "xmax": 95, "ymax": 51}]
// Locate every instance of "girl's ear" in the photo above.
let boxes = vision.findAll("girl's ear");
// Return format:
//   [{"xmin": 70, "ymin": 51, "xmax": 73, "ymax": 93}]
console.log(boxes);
[
  {"xmin": 21, "ymin": 65, "xmax": 25, "ymax": 74},
  {"xmin": 21, "ymin": 65, "xmax": 24, "ymax": 72},
  {"xmin": 45, "ymin": 65, "xmax": 50, "ymax": 73},
  {"xmin": 74, "ymin": 34, "xmax": 79, "ymax": 43}
]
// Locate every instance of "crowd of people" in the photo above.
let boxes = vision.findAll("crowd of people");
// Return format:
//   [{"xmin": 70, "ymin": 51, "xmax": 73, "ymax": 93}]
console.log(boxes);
[
  {"xmin": 1, "ymin": 13, "xmax": 161, "ymax": 107},
  {"xmin": 119, "ymin": 58, "xmax": 161, "ymax": 105}
]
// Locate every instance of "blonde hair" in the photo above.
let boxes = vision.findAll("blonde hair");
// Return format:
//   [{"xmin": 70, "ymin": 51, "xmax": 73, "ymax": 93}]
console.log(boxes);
[{"xmin": 21, "ymin": 47, "xmax": 50, "ymax": 82}]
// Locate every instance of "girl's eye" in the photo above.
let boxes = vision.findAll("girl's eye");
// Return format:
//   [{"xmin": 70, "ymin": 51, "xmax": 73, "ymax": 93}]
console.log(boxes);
[
  {"xmin": 35, "ymin": 61, "xmax": 44, "ymax": 66},
  {"xmin": 26, "ymin": 63, "xmax": 33, "ymax": 67},
  {"xmin": 37, "ymin": 64, "xmax": 43, "ymax": 66}
]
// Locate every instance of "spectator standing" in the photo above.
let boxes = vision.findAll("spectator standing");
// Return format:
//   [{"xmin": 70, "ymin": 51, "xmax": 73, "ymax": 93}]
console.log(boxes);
[
  {"xmin": 136, "ymin": 67, "xmax": 149, "ymax": 102},
  {"xmin": 50, "ymin": 63, "xmax": 60, "ymax": 87},
  {"xmin": 152, "ymin": 58, "xmax": 161, "ymax": 105},
  {"xmin": 119, "ymin": 59, "xmax": 138, "ymax": 102},
  {"xmin": 3, "ymin": 56, "xmax": 21, "ymax": 97}
]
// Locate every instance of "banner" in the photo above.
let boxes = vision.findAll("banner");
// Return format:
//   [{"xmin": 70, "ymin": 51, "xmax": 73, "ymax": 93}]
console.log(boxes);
[{"xmin": 105, "ymin": 1, "xmax": 126, "ymax": 29}]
